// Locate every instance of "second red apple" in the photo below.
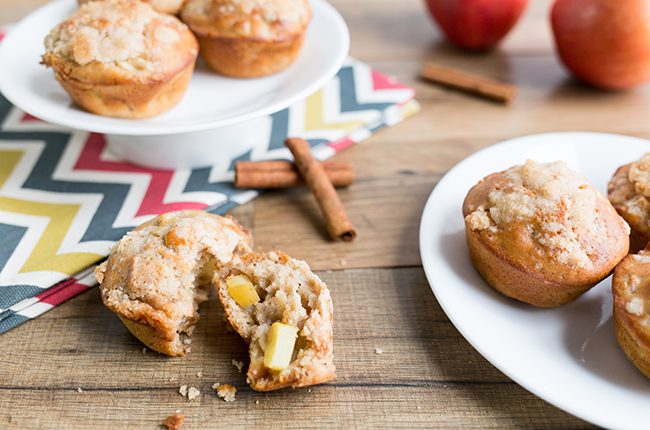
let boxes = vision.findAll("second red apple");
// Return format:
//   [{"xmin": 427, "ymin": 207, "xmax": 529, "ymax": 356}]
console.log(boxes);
[{"xmin": 425, "ymin": 0, "xmax": 529, "ymax": 50}]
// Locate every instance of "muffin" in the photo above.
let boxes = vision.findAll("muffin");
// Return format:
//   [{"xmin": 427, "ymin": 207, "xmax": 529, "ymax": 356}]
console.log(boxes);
[
  {"xmin": 77, "ymin": 0, "xmax": 186, "ymax": 15},
  {"xmin": 608, "ymin": 154, "xmax": 650, "ymax": 251},
  {"xmin": 42, "ymin": 0, "xmax": 198, "ymax": 118},
  {"xmin": 95, "ymin": 211, "xmax": 252, "ymax": 356},
  {"xmin": 180, "ymin": 0, "xmax": 311, "ymax": 78},
  {"xmin": 612, "ymin": 248, "xmax": 650, "ymax": 379},
  {"xmin": 463, "ymin": 160, "xmax": 629, "ymax": 307},
  {"xmin": 215, "ymin": 251, "xmax": 335, "ymax": 391}
]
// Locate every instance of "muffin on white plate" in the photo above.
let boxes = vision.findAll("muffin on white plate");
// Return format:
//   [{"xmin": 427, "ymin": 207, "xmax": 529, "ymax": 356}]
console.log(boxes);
[
  {"xmin": 463, "ymin": 160, "xmax": 629, "ymax": 307},
  {"xmin": 42, "ymin": 0, "xmax": 198, "ymax": 119},
  {"xmin": 77, "ymin": 0, "xmax": 186, "ymax": 15},
  {"xmin": 180, "ymin": 0, "xmax": 311, "ymax": 78}
]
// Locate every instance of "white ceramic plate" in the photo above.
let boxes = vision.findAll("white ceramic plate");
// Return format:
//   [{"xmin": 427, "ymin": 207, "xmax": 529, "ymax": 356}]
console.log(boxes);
[
  {"xmin": 419, "ymin": 132, "xmax": 650, "ymax": 430},
  {"xmin": 0, "ymin": 0, "xmax": 349, "ymax": 136}
]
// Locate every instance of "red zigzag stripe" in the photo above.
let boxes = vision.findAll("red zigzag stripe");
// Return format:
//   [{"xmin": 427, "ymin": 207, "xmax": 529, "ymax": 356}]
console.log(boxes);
[{"xmin": 74, "ymin": 133, "xmax": 208, "ymax": 216}]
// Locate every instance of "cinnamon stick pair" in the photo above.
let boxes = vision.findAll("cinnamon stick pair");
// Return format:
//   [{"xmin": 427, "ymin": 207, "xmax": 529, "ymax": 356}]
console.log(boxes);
[
  {"xmin": 285, "ymin": 138, "xmax": 357, "ymax": 242},
  {"xmin": 235, "ymin": 160, "xmax": 354, "ymax": 189}
]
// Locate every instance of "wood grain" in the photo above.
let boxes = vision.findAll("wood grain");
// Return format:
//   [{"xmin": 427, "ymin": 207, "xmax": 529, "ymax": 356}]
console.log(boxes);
[{"xmin": 3, "ymin": 0, "xmax": 642, "ymax": 427}]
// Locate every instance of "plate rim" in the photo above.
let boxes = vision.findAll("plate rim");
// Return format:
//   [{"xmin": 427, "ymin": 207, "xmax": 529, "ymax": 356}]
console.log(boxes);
[
  {"xmin": 0, "ymin": 0, "xmax": 350, "ymax": 136},
  {"xmin": 418, "ymin": 131, "xmax": 650, "ymax": 429}
]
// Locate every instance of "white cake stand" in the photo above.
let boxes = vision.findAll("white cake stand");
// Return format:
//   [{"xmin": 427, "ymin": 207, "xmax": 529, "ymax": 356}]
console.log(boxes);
[{"xmin": 0, "ymin": 0, "xmax": 349, "ymax": 169}]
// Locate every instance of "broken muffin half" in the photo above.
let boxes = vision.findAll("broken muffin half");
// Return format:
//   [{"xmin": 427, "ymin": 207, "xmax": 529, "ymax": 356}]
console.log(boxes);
[
  {"xmin": 216, "ymin": 251, "xmax": 335, "ymax": 391},
  {"xmin": 95, "ymin": 210, "xmax": 252, "ymax": 356}
]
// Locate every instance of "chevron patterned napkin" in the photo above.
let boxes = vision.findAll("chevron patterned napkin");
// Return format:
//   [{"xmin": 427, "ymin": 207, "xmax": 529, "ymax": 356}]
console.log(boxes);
[{"xmin": 0, "ymin": 52, "xmax": 419, "ymax": 333}]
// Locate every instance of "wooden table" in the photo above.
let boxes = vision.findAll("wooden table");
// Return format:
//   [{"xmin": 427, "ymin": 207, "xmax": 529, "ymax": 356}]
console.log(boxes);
[{"xmin": 3, "ymin": 0, "xmax": 650, "ymax": 428}]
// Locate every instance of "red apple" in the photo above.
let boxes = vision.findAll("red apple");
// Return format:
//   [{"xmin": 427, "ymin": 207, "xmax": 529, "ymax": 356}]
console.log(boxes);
[
  {"xmin": 551, "ymin": 0, "xmax": 650, "ymax": 90},
  {"xmin": 425, "ymin": 0, "xmax": 529, "ymax": 51}
]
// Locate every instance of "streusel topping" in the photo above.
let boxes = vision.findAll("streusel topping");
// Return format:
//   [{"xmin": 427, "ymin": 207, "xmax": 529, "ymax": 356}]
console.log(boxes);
[
  {"xmin": 45, "ymin": 0, "xmax": 192, "ymax": 69},
  {"xmin": 466, "ymin": 160, "xmax": 612, "ymax": 269},
  {"xmin": 629, "ymin": 153, "xmax": 650, "ymax": 198},
  {"xmin": 181, "ymin": 0, "xmax": 311, "ymax": 39}
]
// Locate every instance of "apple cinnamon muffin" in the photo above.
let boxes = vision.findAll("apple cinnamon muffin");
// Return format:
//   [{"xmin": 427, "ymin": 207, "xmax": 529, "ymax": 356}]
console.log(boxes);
[
  {"xmin": 180, "ymin": 0, "xmax": 311, "ymax": 78},
  {"xmin": 463, "ymin": 160, "xmax": 629, "ymax": 307},
  {"xmin": 77, "ymin": 0, "xmax": 186, "ymax": 15},
  {"xmin": 215, "ymin": 251, "xmax": 335, "ymax": 391},
  {"xmin": 612, "ymin": 248, "xmax": 650, "ymax": 379},
  {"xmin": 608, "ymin": 154, "xmax": 650, "ymax": 251},
  {"xmin": 42, "ymin": 0, "xmax": 198, "ymax": 118},
  {"xmin": 95, "ymin": 211, "xmax": 252, "ymax": 356}
]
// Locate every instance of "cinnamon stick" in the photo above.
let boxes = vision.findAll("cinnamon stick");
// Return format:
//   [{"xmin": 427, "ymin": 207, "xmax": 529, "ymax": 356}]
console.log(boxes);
[
  {"xmin": 235, "ymin": 161, "xmax": 355, "ymax": 189},
  {"xmin": 285, "ymin": 138, "xmax": 356, "ymax": 242},
  {"xmin": 420, "ymin": 62, "xmax": 517, "ymax": 104}
]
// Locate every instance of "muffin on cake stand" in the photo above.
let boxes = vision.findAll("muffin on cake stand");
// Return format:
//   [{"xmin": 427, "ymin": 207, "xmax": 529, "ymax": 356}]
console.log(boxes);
[{"xmin": 0, "ymin": 0, "xmax": 349, "ymax": 169}]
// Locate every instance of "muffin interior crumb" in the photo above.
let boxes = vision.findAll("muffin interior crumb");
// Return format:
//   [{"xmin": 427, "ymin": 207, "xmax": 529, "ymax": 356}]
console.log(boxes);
[{"xmin": 216, "ymin": 251, "xmax": 335, "ymax": 390}]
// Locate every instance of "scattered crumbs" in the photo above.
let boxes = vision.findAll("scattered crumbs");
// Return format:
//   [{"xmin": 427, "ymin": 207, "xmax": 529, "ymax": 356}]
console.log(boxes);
[
  {"xmin": 340, "ymin": 259, "xmax": 347, "ymax": 266},
  {"xmin": 187, "ymin": 387, "xmax": 200, "ymax": 401},
  {"xmin": 196, "ymin": 371, "xmax": 203, "ymax": 378},
  {"xmin": 77, "ymin": 387, "xmax": 83, "ymax": 393},
  {"xmin": 162, "ymin": 413, "xmax": 185, "ymax": 430},
  {"xmin": 183, "ymin": 338, "xmax": 192, "ymax": 345},
  {"xmin": 215, "ymin": 384, "xmax": 237, "ymax": 402},
  {"xmin": 374, "ymin": 347, "xmax": 384, "ymax": 355},
  {"xmin": 443, "ymin": 384, "xmax": 447, "ymax": 388},
  {"xmin": 211, "ymin": 382, "xmax": 220, "ymax": 391},
  {"xmin": 169, "ymin": 377, "xmax": 177, "ymax": 382},
  {"xmin": 231, "ymin": 359, "xmax": 244, "ymax": 373},
  {"xmin": 417, "ymin": 406, "xmax": 421, "ymax": 410},
  {"xmin": 175, "ymin": 409, "xmax": 181, "ymax": 414},
  {"xmin": 307, "ymin": 389, "xmax": 311, "ymax": 393},
  {"xmin": 255, "ymin": 400, "xmax": 259, "ymax": 405},
  {"xmin": 142, "ymin": 347, "xmax": 147, "ymax": 354},
  {"xmin": 179, "ymin": 385, "xmax": 188, "ymax": 397}
]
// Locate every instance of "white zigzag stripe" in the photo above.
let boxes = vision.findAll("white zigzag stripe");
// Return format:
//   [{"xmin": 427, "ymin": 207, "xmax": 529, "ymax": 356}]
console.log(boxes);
[{"xmin": 1, "ymin": 107, "xmax": 69, "ymax": 132}]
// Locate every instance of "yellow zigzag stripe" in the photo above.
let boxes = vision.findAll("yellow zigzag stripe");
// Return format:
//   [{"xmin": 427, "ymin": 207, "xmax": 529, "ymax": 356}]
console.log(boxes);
[
  {"xmin": 0, "ymin": 150, "xmax": 102, "ymax": 276},
  {"xmin": 304, "ymin": 90, "xmax": 365, "ymax": 132}
]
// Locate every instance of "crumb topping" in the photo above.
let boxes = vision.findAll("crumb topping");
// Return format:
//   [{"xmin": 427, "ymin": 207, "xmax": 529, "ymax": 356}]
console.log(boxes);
[
  {"xmin": 181, "ymin": 0, "xmax": 311, "ymax": 39},
  {"xmin": 466, "ymin": 160, "xmax": 610, "ymax": 269},
  {"xmin": 626, "ymin": 296, "xmax": 645, "ymax": 316},
  {"xmin": 629, "ymin": 153, "xmax": 650, "ymax": 198},
  {"xmin": 44, "ymin": 0, "xmax": 194, "ymax": 71}
]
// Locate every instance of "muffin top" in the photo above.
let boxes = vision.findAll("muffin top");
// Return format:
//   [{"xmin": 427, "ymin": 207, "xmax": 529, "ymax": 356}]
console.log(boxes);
[
  {"xmin": 464, "ymin": 160, "xmax": 629, "ymax": 280},
  {"xmin": 609, "ymin": 156, "xmax": 650, "ymax": 239},
  {"xmin": 43, "ymin": 0, "xmax": 198, "ymax": 82},
  {"xmin": 181, "ymin": 0, "xmax": 311, "ymax": 40},
  {"xmin": 96, "ymin": 211, "xmax": 252, "ymax": 344},
  {"xmin": 78, "ymin": 0, "xmax": 186, "ymax": 15}
]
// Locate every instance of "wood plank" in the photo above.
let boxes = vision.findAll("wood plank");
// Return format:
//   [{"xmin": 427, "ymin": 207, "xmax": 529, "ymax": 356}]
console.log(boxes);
[{"xmin": 0, "ymin": 268, "xmax": 590, "ymax": 428}]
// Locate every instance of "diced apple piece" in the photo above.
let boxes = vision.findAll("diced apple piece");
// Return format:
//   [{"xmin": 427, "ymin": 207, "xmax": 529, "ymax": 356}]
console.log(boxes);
[
  {"xmin": 264, "ymin": 322, "xmax": 299, "ymax": 371},
  {"xmin": 227, "ymin": 275, "xmax": 260, "ymax": 308}
]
